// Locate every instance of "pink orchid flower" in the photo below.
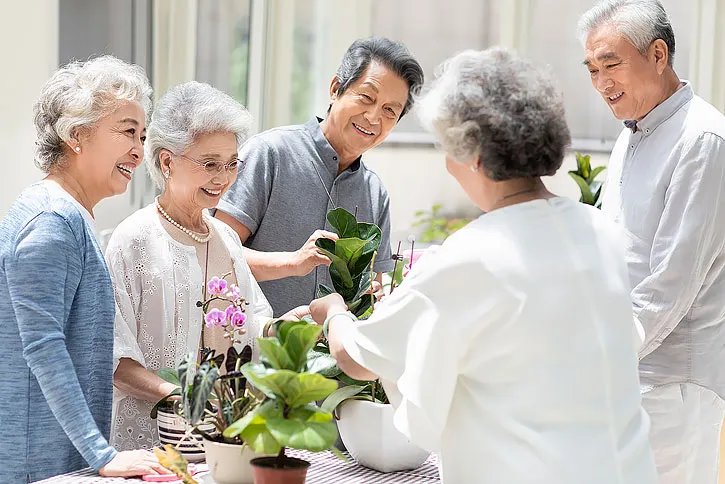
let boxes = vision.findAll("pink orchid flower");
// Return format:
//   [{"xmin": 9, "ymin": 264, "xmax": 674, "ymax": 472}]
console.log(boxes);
[
  {"xmin": 207, "ymin": 276, "xmax": 228, "ymax": 296},
  {"xmin": 205, "ymin": 308, "xmax": 226, "ymax": 327},
  {"xmin": 225, "ymin": 284, "xmax": 241, "ymax": 300}
]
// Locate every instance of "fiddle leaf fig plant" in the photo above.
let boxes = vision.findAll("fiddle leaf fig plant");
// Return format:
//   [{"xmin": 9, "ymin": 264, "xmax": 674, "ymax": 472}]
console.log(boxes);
[
  {"xmin": 315, "ymin": 207, "xmax": 381, "ymax": 317},
  {"xmin": 223, "ymin": 320, "xmax": 340, "ymax": 464},
  {"xmin": 569, "ymin": 152, "xmax": 606, "ymax": 208}
]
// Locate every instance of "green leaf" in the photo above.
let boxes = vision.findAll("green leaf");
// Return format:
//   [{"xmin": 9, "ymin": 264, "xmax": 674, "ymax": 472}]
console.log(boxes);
[
  {"xmin": 587, "ymin": 165, "xmax": 606, "ymax": 184},
  {"xmin": 157, "ymin": 367, "xmax": 180, "ymax": 386},
  {"xmin": 275, "ymin": 320, "xmax": 307, "ymax": 347},
  {"xmin": 284, "ymin": 323, "xmax": 323, "ymax": 371},
  {"xmin": 347, "ymin": 295, "xmax": 373, "ymax": 318},
  {"xmin": 351, "ymin": 271, "xmax": 372, "ymax": 302},
  {"xmin": 321, "ymin": 385, "xmax": 365, "ymax": 413},
  {"xmin": 150, "ymin": 388, "xmax": 181, "ymax": 419},
  {"xmin": 569, "ymin": 172, "xmax": 595, "ymax": 205},
  {"xmin": 357, "ymin": 223, "xmax": 382, "ymax": 247},
  {"xmin": 287, "ymin": 373, "xmax": 338, "ymax": 408},
  {"xmin": 188, "ymin": 362, "xmax": 219, "ymax": 425},
  {"xmin": 316, "ymin": 241, "xmax": 354, "ymax": 289},
  {"xmin": 317, "ymin": 283, "xmax": 334, "ymax": 298},
  {"xmin": 266, "ymin": 415, "xmax": 337, "ymax": 451},
  {"xmin": 306, "ymin": 350, "xmax": 339, "ymax": 376},
  {"xmin": 576, "ymin": 152, "xmax": 591, "ymax": 179},
  {"xmin": 258, "ymin": 338, "xmax": 295, "ymax": 370},
  {"xmin": 327, "ymin": 208, "xmax": 359, "ymax": 238},
  {"xmin": 241, "ymin": 364, "xmax": 336, "ymax": 406},
  {"xmin": 334, "ymin": 238, "xmax": 368, "ymax": 268}
]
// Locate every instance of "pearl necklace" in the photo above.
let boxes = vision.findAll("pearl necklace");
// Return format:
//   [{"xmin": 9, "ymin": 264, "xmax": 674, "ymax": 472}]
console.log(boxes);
[{"xmin": 155, "ymin": 197, "xmax": 212, "ymax": 243}]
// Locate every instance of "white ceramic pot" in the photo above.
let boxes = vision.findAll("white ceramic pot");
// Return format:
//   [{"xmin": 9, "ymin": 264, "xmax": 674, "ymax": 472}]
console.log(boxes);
[
  {"xmin": 336, "ymin": 399, "xmax": 430, "ymax": 472},
  {"xmin": 156, "ymin": 408, "xmax": 214, "ymax": 463},
  {"xmin": 203, "ymin": 439, "xmax": 259, "ymax": 484}
]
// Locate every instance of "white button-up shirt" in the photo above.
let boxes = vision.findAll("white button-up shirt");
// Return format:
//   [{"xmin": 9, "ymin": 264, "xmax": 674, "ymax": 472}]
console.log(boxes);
[{"xmin": 602, "ymin": 82, "xmax": 725, "ymax": 397}]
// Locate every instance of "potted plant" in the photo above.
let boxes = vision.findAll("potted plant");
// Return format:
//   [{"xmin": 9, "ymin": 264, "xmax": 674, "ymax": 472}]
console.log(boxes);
[
  {"xmin": 152, "ymin": 274, "xmax": 266, "ymax": 484},
  {"xmin": 568, "ymin": 152, "xmax": 606, "ymax": 208},
  {"xmin": 223, "ymin": 320, "xmax": 340, "ymax": 484},
  {"xmin": 310, "ymin": 208, "xmax": 430, "ymax": 472}
]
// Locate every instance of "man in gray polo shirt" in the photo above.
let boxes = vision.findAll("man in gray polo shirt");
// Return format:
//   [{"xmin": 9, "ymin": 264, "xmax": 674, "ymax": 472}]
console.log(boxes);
[
  {"xmin": 216, "ymin": 37, "xmax": 424, "ymax": 316},
  {"xmin": 579, "ymin": 2, "xmax": 725, "ymax": 483}
]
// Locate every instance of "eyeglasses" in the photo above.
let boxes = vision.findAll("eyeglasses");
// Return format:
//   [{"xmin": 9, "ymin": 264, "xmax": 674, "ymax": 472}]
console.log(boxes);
[{"xmin": 175, "ymin": 153, "xmax": 243, "ymax": 175}]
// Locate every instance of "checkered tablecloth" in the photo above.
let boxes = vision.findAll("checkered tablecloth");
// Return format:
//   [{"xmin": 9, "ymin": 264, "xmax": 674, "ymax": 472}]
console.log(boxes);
[{"xmin": 35, "ymin": 450, "xmax": 440, "ymax": 483}]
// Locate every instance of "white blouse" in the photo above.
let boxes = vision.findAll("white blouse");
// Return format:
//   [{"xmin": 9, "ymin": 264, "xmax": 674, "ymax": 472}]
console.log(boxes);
[
  {"xmin": 337, "ymin": 198, "xmax": 658, "ymax": 484},
  {"xmin": 106, "ymin": 204, "xmax": 272, "ymax": 451}
]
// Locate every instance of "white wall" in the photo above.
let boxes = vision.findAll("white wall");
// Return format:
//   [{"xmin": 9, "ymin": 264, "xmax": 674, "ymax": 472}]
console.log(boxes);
[
  {"xmin": 364, "ymin": 145, "xmax": 609, "ymax": 245},
  {"xmin": 0, "ymin": 1, "xmax": 58, "ymax": 217}
]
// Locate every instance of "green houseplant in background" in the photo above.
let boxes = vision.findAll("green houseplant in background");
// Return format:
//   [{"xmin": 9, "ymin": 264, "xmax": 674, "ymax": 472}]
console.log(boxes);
[
  {"xmin": 569, "ymin": 152, "xmax": 607, "ymax": 208},
  {"xmin": 223, "ymin": 320, "xmax": 339, "ymax": 484},
  {"xmin": 412, "ymin": 203, "xmax": 473, "ymax": 243}
]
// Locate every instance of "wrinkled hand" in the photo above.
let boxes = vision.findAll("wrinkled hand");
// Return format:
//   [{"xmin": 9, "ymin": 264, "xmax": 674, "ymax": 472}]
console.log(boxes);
[
  {"xmin": 309, "ymin": 293, "xmax": 348, "ymax": 325},
  {"xmin": 292, "ymin": 230, "xmax": 339, "ymax": 277},
  {"xmin": 280, "ymin": 305, "xmax": 311, "ymax": 322},
  {"xmin": 365, "ymin": 280, "xmax": 384, "ymax": 302},
  {"xmin": 99, "ymin": 449, "xmax": 167, "ymax": 477}
]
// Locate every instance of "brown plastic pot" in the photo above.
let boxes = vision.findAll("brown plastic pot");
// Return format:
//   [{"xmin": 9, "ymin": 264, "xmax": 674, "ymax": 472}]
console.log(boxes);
[{"xmin": 250, "ymin": 456, "xmax": 310, "ymax": 484}]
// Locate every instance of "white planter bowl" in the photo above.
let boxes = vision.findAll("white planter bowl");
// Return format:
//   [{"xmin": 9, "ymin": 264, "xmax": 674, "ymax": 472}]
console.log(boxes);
[
  {"xmin": 203, "ymin": 439, "xmax": 259, "ymax": 484},
  {"xmin": 337, "ymin": 399, "xmax": 430, "ymax": 472},
  {"xmin": 156, "ymin": 408, "xmax": 214, "ymax": 463}
]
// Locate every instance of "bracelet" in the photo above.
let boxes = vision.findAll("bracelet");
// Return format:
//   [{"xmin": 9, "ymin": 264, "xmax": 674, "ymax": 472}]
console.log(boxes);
[
  {"xmin": 323, "ymin": 311, "xmax": 357, "ymax": 340},
  {"xmin": 262, "ymin": 318, "xmax": 278, "ymax": 337}
]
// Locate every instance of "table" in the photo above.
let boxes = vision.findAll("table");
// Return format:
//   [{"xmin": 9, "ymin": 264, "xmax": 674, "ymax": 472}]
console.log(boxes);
[{"xmin": 36, "ymin": 450, "xmax": 441, "ymax": 483}]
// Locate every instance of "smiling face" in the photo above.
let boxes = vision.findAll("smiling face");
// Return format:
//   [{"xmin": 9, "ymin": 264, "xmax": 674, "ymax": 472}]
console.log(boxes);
[
  {"xmin": 162, "ymin": 131, "xmax": 240, "ymax": 214},
  {"xmin": 75, "ymin": 100, "xmax": 146, "ymax": 198},
  {"xmin": 322, "ymin": 61, "xmax": 410, "ymax": 162},
  {"xmin": 584, "ymin": 24, "xmax": 669, "ymax": 121}
]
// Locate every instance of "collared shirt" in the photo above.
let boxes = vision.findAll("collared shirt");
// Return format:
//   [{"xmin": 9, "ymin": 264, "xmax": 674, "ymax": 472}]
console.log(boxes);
[
  {"xmin": 602, "ymin": 82, "xmax": 725, "ymax": 397},
  {"xmin": 217, "ymin": 117, "xmax": 394, "ymax": 316}
]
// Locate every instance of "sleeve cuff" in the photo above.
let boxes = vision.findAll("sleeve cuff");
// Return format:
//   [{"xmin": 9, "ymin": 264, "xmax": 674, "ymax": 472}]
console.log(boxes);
[{"xmin": 215, "ymin": 200, "xmax": 259, "ymax": 235}]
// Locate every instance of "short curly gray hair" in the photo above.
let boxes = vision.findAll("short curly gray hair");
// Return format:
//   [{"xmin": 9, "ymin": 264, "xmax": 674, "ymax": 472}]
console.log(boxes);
[
  {"xmin": 145, "ymin": 81, "xmax": 253, "ymax": 188},
  {"xmin": 33, "ymin": 55, "xmax": 152, "ymax": 172},
  {"xmin": 417, "ymin": 48, "xmax": 571, "ymax": 181}
]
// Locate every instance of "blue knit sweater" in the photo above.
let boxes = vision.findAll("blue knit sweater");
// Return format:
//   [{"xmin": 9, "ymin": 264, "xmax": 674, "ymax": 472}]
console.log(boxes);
[{"xmin": 0, "ymin": 182, "xmax": 117, "ymax": 483}]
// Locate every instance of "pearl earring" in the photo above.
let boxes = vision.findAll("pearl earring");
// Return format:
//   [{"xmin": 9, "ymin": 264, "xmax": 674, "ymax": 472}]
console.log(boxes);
[
  {"xmin": 163, "ymin": 171, "xmax": 170, "ymax": 179},
  {"xmin": 74, "ymin": 146, "xmax": 81, "ymax": 153},
  {"xmin": 470, "ymin": 164, "xmax": 478, "ymax": 172}
]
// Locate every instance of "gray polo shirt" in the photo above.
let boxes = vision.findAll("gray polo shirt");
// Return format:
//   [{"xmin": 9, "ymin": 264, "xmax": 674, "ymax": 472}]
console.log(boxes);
[{"xmin": 217, "ymin": 117, "xmax": 394, "ymax": 316}]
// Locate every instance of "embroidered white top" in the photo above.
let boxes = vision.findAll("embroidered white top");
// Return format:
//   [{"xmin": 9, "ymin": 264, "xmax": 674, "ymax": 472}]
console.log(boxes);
[
  {"xmin": 602, "ymin": 82, "xmax": 725, "ymax": 396},
  {"xmin": 105, "ymin": 204, "xmax": 272, "ymax": 450},
  {"xmin": 336, "ymin": 198, "xmax": 657, "ymax": 484}
]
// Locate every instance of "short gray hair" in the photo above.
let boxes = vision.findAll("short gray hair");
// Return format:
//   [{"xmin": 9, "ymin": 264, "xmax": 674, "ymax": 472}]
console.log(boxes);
[
  {"xmin": 417, "ymin": 48, "xmax": 570, "ymax": 181},
  {"xmin": 577, "ymin": 0, "xmax": 676, "ymax": 66},
  {"xmin": 33, "ymin": 55, "xmax": 152, "ymax": 172},
  {"xmin": 145, "ymin": 81, "xmax": 253, "ymax": 188}
]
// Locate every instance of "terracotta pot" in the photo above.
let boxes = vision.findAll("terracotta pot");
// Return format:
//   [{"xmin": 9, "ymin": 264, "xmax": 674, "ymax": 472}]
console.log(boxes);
[
  {"xmin": 250, "ymin": 456, "xmax": 310, "ymax": 484},
  {"xmin": 337, "ymin": 399, "xmax": 430, "ymax": 472},
  {"xmin": 203, "ymin": 438, "xmax": 259, "ymax": 484}
]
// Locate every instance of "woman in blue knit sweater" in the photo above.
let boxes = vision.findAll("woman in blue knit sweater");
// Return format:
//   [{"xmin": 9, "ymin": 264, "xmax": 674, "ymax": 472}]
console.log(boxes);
[{"xmin": 0, "ymin": 56, "xmax": 166, "ymax": 482}]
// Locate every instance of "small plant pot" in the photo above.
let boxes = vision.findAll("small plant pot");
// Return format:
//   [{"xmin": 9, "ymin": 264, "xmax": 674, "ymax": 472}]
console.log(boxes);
[
  {"xmin": 156, "ymin": 407, "xmax": 213, "ymax": 463},
  {"xmin": 337, "ymin": 399, "xmax": 430, "ymax": 472},
  {"xmin": 250, "ymin": 456, "xmax": 310, "ymax": 484},
  {"xmin": 203, "ymin": 438, "xmax": 259, "ymax": 484}
]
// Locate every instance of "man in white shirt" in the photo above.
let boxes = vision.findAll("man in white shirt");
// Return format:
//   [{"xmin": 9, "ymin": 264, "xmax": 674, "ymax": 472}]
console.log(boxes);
[{"xmin": 578, "ymin": 1, "xmax": 725, "ymax": 483}]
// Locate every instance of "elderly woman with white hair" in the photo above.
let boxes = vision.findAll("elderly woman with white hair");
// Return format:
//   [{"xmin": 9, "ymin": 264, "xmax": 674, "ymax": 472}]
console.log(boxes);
[
  {"xmin": 310, "ymin": 48, "xmax": 658, "ymax": 483},
  {"xmin": 106, "ymin": 81, "xmax": 308, "ymax": 451},
  {"xmin": 0, "ymin": 56, "xmax": 166, "ymax": 482}
]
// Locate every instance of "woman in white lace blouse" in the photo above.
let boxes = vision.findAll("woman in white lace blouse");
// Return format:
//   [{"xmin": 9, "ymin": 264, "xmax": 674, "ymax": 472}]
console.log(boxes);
[{"xmin": 106, "ymin": 82, "xmax": 304, "ymax": 451}]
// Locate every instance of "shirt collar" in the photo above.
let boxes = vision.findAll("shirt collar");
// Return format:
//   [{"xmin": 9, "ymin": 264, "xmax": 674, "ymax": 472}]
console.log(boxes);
[
  {"xmin": 623, "ymin": 80, "xmax": 693, "ymax": 135},
  {"xmin": 305, "ymin": 117, "xmax": 362, "ymax": 174}
]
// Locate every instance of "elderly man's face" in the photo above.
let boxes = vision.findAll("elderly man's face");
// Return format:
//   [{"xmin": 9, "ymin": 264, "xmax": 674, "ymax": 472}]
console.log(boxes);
[
  {"xmin": 584, "ymin": 24, "xmax": 665, "ymax": 121},
  {"xmin": 325, "ymin": 61, "xmax": 409, "ymax": 159}
]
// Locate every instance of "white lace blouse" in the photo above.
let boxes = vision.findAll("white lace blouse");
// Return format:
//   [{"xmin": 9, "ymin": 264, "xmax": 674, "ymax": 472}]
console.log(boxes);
[{"xmin": 106, "ymin": 204, "xmax": 273, "ymax": 451}]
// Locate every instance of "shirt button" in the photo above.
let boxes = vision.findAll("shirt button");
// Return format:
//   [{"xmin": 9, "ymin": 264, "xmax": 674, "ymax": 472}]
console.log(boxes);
[
  {"xmin": 630, "ymin": 145, "xmax": 634, "ymax": 149},
  {"xmin": 333, "ymin": 156, "xmax": 338, "ymax": 161},
  {"xmin": 645, "ymin": 129, "xmax": 650, "ymax": 134}
]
